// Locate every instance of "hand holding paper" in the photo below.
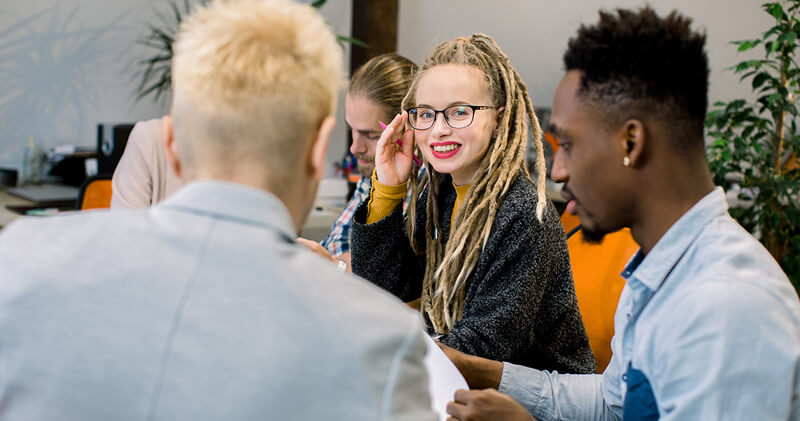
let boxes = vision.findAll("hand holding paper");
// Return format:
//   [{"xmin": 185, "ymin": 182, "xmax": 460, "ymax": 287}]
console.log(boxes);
[{"xmin": 446, "ymin": 389, "xmax": 536, "ymax": 421}]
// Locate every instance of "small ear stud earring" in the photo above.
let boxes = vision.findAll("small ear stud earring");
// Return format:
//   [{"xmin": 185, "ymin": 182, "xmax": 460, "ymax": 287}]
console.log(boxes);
[{"xmin": 623, "ymin": 156, "xmax": 631, "ymax": 167}]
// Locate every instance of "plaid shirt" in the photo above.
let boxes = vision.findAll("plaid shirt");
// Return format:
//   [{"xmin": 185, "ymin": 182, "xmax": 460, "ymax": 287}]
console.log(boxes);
[
  {"xmin": 321, "ymin": 167, "xmax": 425, "ymax": 257},
  {"xmin": 321, "ymin": 176, "xmax": 371, "ymax": 257}
]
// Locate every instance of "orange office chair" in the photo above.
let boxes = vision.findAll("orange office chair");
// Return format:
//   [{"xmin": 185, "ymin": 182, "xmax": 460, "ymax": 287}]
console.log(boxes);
[
  {"xmin": 561, "ymin": 211, "xmax": 638, "ymax": 372},
  {"xmin": 76, "ymin": 175, "xmax": 113, "ymax": 210}
]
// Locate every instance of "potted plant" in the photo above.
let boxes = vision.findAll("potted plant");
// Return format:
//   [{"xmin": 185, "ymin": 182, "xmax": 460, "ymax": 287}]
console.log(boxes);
[
  {"xmin": 706, "ymin": 0, "xmax": 800, "ymax": 290},
  {"xmin": 132, "ymin": 0, "xmax": 364, "ymax": 103}
]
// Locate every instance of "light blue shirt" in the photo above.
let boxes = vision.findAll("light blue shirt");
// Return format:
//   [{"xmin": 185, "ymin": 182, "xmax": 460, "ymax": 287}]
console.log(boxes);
[
  {"xmin": 0, "ymin": 181, "xmax": 437, "ymax": 421},
  {"xmin": 499, "ymin": 187, "xmax": 800, "ymax": 420}
]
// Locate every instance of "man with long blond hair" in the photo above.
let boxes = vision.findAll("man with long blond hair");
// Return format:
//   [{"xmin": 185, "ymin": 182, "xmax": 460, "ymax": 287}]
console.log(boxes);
[{"xmin": 0, "ymin": 1, "xmax": 436, "ymax": 419}]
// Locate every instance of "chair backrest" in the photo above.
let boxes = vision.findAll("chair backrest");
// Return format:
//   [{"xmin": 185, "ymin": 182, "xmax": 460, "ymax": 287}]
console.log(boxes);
[
  {"xmin": 76, "ymin": 175, "xmax": 112, "ymax": 210},
  {"xmin": 561, "ymin": 212, "xmax": 638, "ymax": 373}
]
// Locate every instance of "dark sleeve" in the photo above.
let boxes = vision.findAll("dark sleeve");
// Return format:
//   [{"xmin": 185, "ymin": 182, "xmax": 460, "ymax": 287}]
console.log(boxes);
[
  {"xmin": 350, "ymin": 196, "xmax": 425, "ymax": 302},
  {"xmin": 438, "ymin": 197, "xmax": 596, "ymax": 374}
]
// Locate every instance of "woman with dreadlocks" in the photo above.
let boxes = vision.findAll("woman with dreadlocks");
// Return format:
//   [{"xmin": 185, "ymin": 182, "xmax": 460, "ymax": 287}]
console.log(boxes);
[{"xmin": 350, "ymin": 34, "xmax": 595, "ymax": 373}]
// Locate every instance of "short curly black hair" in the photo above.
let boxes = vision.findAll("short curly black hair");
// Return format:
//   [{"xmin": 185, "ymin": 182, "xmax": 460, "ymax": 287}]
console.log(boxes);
[{"xmin": 564, "ymin": 7, "xmax": 709, "ymax": 154}]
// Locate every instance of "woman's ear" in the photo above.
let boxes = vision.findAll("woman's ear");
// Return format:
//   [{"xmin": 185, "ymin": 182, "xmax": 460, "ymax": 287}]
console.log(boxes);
[
  {"xmin": 491, "ymin": 106, "xmax": 506, "ymax": 139},
  {"xmin": 495, "ymin": 106, "xmax": 505, "ymax": 125}
]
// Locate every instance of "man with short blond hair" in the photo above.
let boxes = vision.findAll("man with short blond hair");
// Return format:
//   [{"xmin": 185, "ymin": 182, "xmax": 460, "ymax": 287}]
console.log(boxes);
[{"xmin": 0, "ymin": 1, "xmax": 436, "ymax": 420}]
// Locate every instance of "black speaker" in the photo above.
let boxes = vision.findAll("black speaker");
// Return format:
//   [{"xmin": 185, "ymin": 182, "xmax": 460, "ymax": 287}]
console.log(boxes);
[{"xmin": 96, "ymin": 123, "xmax": 134, "ymax": 175}]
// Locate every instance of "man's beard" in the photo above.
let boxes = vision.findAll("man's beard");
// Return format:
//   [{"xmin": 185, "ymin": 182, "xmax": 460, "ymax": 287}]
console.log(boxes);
[
  {"xmin": 580, "ymin": 226, "xmax": 607, "ymax": 245},
  {"xmin": 355, "ymin": 155, "xmax": 374, "ymax": 177}
]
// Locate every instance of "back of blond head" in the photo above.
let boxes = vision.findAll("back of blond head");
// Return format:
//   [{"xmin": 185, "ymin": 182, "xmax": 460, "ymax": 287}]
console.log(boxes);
[
  {"xmin": 402, "ymin": 34, "xmax": 547, "ymax": 333},
  {"xmin": 171, "ymin": 0, "xmax": 342, "ymax": 194}
]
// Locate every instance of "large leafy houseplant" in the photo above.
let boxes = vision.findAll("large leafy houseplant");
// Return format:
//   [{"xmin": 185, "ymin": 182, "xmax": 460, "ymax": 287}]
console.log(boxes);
[
  {"xmin": 133, "ymin": 0, "xmax": 364, "ymax": 102},
  {"xmin": 706, "ymin": 0, "xmax": 800, "ymax": 290}
]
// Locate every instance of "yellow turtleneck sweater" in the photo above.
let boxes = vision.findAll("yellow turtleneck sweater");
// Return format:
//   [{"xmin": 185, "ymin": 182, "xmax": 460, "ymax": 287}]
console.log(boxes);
[{"xmin": 366, "ymin": 171, "xmax": 471, "ymax": 227}]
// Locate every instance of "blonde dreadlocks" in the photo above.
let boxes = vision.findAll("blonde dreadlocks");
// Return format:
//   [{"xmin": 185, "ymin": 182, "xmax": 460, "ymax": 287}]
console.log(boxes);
[{"xmin": 402, "ymin": 34, "xmax": 547, "ymax": 333}]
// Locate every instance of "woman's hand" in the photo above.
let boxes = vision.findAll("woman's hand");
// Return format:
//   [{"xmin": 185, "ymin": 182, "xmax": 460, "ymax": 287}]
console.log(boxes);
[{"xmin": 375, "ymin": 111, "xmax": 415, "ymax": 186}]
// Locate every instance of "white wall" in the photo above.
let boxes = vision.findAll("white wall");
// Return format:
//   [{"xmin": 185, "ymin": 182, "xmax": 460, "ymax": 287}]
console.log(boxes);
[
  {"xmin": 0, "ymin": 0, "xmax": 768, "ymax": 177},
  {"xmin": 0, "ymin": 0, "xmax": 352, "ymax": 175},
  {"xmin": 398, "ymin": 0, "xmax": 769, "ymax": 110}
]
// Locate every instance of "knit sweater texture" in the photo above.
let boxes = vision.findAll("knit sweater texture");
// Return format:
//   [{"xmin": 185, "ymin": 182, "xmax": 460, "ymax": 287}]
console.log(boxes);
[{"xmin": 351, "ymin": 173, "xmax": 596, "ymax": 373}]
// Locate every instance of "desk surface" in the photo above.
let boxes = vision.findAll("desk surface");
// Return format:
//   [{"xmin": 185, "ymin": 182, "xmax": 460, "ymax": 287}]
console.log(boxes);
[
  {"xmin": 0, "ymin": 190, "xmax": 34, "ymax": 229},
  {"xmin": 0, "ymin": 181, "xmax": 561, "ymax": 234},
  {"xmin": 301, "ymin": 207, "xmax": 344, "ymax": 242},
  {"xmin": 0, "ymin": 189, "xmax": 343, "ymax": 241}
]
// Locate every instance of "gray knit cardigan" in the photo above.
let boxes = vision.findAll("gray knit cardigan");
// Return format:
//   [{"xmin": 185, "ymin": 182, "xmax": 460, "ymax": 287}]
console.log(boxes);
[{"xmin": 350, "ymin": 173, "xmax": 596, "ymax": 374}]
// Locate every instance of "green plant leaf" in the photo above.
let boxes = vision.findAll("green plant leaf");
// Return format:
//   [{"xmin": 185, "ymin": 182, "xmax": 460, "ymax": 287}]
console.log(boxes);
[
  {"xmin": 706, "ymin": 110, "xmax": 724, "ymax": 128},
  {"xmin": 133, "ymin": 0, "xmax": 353, "ymax": 103},
  {"xmin": 752, "ymin": 71, "xmax": 773, "ymax": 89},
  {"xmin": 709, "ymin": 1, "xmax": 800, "ymax": 287},
  {"xmin": 741, "ymin": 69, "xmax": 761, "ymax": 82},
  {"xmin": 169, "ymin": 0, "xmax": 182, "ymax": 26},
  {"xmin": 767, "ymin": 3, "xmax": 785, "ymax": 20},
  {"xmin": 337, "ymin": 35, "xmax": 367, "ymax": 48},
  {"xmin": 786, "ymin": 31, "xmax": 797, "ymax": 46},
  {"xmin": 735, "ymin": 60, "xmax": 758, "ymax": 72},
  {"xmin": 743, "ymin": 125, "xmax": 756, "ymax": 140},
  {"xmin": 764, "ymin": 25, "xmax": 780, "ymax": 41},
  {"xmin": 726, "ymin": 99, "xmax": 747, "ymax": 112},
  {"xmin": 776, "ymin": 31, "xmax": 798, "ymax": 52},
  {"xmin": 736, "ymin": 39, "xmax": 757, "ymax": 51}
]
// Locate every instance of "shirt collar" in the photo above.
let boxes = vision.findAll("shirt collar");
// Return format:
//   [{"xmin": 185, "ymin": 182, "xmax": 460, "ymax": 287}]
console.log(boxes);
[
  {"xmin": 623, "ymin": 187, "xmax": 729, "ymax": 291},
  {"xmin": 157, "ymin": 180, "xmax": 297, "ymax": 241},
  {"xmin": 356, "ymin": 175, "xmax": 372, "ymax": 195}
]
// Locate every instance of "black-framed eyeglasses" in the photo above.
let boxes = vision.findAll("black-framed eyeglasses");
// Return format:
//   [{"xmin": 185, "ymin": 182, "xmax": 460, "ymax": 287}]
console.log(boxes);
[{"xmin": 406, "ymin": 105, "xmax": 496, "ymax": 130}]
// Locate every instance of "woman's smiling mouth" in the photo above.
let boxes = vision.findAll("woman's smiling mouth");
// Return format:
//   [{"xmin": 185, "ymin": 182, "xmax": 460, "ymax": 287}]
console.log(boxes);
[{"xmin": 431, "ymin": 142, "xmax": 461, "ymax": 159}]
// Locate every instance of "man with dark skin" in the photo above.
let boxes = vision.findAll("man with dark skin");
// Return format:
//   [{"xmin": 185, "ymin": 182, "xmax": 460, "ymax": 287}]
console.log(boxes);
[{"xmin": 442, "ymin": 7, "xmax": 800, "ymax": 421}]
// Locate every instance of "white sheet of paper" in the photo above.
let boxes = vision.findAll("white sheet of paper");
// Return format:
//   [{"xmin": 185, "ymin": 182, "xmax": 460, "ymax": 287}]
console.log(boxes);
[{"xmin": 423, "ymin": 334, "xmax": 469, "ymax": 420}]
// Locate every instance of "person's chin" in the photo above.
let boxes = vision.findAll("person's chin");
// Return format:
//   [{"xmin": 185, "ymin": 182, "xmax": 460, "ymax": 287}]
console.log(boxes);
[
  {"xmin": 357, "ymin": 164, "xmax": 375, "ymax": 177},
  {"xmin": 580, "ymin": 227, "xmax": 607, "ymax": 245},
  {"xmin": 426, "ymin": 160, "xmax": 456, "ymax": 177}
]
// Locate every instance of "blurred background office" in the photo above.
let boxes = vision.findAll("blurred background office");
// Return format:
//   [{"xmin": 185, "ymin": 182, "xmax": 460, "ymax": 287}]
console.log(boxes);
[{"xmin": 0, "ymin": 0, "xmax": 767, "ymax": 179}]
